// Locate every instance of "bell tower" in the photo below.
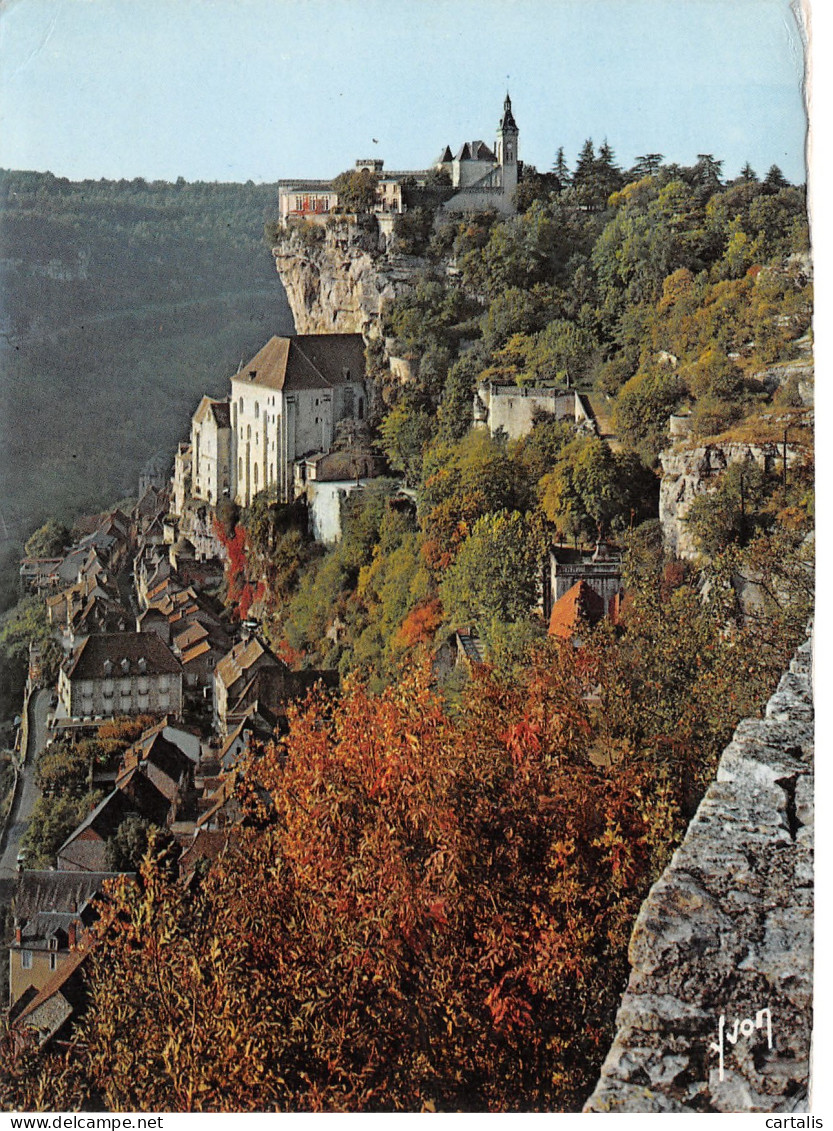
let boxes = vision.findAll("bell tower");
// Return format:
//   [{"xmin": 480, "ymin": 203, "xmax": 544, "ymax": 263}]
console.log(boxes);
[{"xmin": 495, "ymin": 92, "xmax": 519, "ymax": 196}]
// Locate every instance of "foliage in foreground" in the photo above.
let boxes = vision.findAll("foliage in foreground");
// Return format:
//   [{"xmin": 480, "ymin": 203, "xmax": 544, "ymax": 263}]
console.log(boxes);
[{"xmin": 0, "ymin": 531, "xmax": 811, "ymax": 1112}]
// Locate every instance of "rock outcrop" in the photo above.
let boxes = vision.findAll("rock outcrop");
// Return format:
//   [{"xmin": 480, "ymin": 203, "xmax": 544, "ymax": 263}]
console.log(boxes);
[
  {"xmin": 584, "ymin": 635, "xmax": 813, "ymax": 1113},
  {"xmin": 659, "ymin": 439, "xmax": 804, "ymax": 558},
  {"xmin": 272, "ymin": 230, "xmax": 428, "ymax": 339}
]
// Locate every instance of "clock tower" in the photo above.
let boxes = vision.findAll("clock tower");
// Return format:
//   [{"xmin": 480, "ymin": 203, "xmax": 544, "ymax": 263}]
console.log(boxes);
[{"xmin": 495, "ymin": 93, "xmax": 519, "ymax": 196}]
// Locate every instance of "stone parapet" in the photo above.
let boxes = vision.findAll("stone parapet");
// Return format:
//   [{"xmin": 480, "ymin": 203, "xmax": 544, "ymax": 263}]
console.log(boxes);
[{"xmin": 584, "ymin": 635, "xmax": 813, "ymax": 1113}]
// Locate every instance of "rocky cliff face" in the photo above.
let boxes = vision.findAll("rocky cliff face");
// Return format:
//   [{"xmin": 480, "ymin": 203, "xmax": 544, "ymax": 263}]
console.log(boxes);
[
  {"xmin": 659, "ymin": 439, "xmax": 804, "ymax": 558},
  {"xmin": 584, "ymin": 635, "xmax": 813, "ymax": 1113},
  {"xmin": 272, "ymin": 229, "xmax": 428, "ymax": 339}
]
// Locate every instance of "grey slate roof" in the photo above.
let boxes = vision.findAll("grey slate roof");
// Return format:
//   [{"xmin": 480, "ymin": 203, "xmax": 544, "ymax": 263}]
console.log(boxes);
[{"xmin": 65, "ymin": 632, "xmax": 182, "ymax": 680}]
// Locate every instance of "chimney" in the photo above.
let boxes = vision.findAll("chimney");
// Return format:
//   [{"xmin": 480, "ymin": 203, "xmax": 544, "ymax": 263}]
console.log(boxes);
[
  {"xmin": 68, "ymin": 921, "xmax": 77, "ymax": 949},
  {"xmin": 14, "ymin": 926, "xmax": 21, "ymax": 946}
]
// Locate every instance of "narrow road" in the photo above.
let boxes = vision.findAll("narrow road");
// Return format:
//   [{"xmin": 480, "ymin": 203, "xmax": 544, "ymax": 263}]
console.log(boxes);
[{"xmin": 0, "ymin": 688, "xmax": 49, "ymax": 902}]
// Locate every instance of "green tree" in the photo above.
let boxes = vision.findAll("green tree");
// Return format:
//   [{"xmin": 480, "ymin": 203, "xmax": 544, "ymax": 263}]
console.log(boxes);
[
  {"xmin": 551, "ymin": 145, "xmax": 571, "ymax": 189},
  {"xmin": 437, "ymin": 352, "xmax": 484, "ymax": 441},
  {"xmin": 539, "ymin": 436, "xmax": 657, "ymax": 542},
  {"xmin": 683, "ymin": 458, "xmax": 772, "ymax": 556},
  {"xmin": 331, "ymin": 168, "xmax": 379, "ymax": 213},
  {"xmin": 439, "ymin": 510, "xmax": 539, "ymax": 626},
  {"xmin": 21, "ymin": 791, "xmax": 103, "ymax": 868},
  {"xmin": 378, "ymin": 402, "xmax": 436, "ymax": 486},
  {"xmin": 24, "ymin": 519, "xmax": 69, "ymax": 559},
  {"xmin": 613, "ymin": 366, "xmax": 686, "ymax": 459}
]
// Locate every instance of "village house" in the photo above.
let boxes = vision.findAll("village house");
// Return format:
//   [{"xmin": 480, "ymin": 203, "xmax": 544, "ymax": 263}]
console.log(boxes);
[
  {"xmin": 544, "ymin": 542, "xmax": 624, "ymax": 626},
  {"xmin": 56, "ymin": 768, "xmax": 172, "ymax": 872},
  {"xmin": 58, "ymin": 631, "xmax": 184, "ymax": 721},
  {"xmin": 171, "ymin": 440, "xmax": 192, "ymax": 517},
  {"xmin": 293, "ymin": 448, "xmax": 383, "ymax": 544},
  {"xmin": 8, "ymin": 870, "xmax": 132, "ymax": 1010},
  {"xmin": 8, "ymin": 951, "xmax": 88, "ymax": 1050},
  {"xmin": 213, "ymin": 635, "xmax": 287, "ymax": 733},
  {"xmin": 190, "ymin": 396, "xmax": 232, "ymax": 506},
  {"xmin": 18, "ymin": 557, "xmax": 64, "ymax": 597},
  {"xmin": 213, "ymin": 633, "xmax": 337, "ymax": 734}
]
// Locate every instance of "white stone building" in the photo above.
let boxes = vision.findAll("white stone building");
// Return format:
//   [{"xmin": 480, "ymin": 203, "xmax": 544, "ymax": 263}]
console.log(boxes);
[
  {"xmin": 230, "ymin": 334, "xmax": 367, "ymax": 506},
  {"xmin": 190, "ymin": 396, "xmax": 232, "ymax": 505},
  {"xmin": 59, "ymin": 632, "xmax": 183, "ymax": 721},
  {"xmin": 437, "ymin": 94, "xmax": 520, "ymax": 214}
]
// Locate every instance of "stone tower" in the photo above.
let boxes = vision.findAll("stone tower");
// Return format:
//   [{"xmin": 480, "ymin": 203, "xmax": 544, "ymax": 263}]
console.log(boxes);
[{"xmin": 495, "ymin": 92, "xmax": 519, "ymax": 197}]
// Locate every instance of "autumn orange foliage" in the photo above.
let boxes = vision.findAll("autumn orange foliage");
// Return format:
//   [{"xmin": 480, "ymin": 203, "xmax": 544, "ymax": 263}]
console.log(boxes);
[{"xmin": 0, "ymin": 552, "xmax": 807, "ymax": 1112}]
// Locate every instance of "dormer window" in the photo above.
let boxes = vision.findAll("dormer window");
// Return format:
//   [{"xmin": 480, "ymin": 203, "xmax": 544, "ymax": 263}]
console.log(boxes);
[
  {"xmin": 49, "ymin": 936, "xmax": 58, "ymax": 951},
  {"xmin": 138, "ymin": 658, "xmax": 147, "ymax": 674},
  {"xmin": 103, "ymin": 660, "xmax": 113, "ymax": 676},
  {"xmin": 120, "ymin": 658, "xmax": 130, "ymax": 674},
  {"xmin": 249, "ymin": 370, "xmax": 257, "ymax": 381}
]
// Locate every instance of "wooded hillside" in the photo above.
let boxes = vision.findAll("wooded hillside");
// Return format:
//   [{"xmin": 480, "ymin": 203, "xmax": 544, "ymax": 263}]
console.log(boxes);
[{"xmin": 0, "ymin": 171, "xmax": 293, "ymax": 608}]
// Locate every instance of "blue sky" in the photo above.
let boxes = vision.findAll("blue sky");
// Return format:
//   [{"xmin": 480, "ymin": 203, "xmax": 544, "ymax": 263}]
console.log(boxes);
[{"xmin": 0, "ymin": 0, "xmax": 809, "ymax": 184}]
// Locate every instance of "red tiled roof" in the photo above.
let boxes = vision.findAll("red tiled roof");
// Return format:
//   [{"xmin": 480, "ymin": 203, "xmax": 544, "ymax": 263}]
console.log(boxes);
[{"xmin": 547, "ymin": 580, "xmax": 606, "ymax": 640}]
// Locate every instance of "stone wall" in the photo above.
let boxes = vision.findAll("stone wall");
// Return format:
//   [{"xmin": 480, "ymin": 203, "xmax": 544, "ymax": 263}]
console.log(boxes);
[{"xmin": 585, "ymin": 635, "xmax": 813, "ymax": 1113}]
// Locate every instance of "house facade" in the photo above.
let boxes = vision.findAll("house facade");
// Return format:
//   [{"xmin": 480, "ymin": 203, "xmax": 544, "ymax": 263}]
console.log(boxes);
[
  {"xmin": 190, "ymin": 397, "xmax": 232, "ymax": 506},
  {"xmin": 9, "ymin": 871, "xmax": 131, "ymax": 1009},
  {"xmin": 229, "ymin": 334, "xmax": 367, "ymax": 506},
  {"xmin": 59, "ymin": 632, "xmax": 183, "ymax": 720}
]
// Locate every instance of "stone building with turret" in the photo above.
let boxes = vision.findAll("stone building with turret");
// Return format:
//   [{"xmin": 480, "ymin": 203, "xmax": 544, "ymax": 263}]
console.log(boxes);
[{"xmin": 437, "ymin": 93, "xmax": 520, "ymax": 214}]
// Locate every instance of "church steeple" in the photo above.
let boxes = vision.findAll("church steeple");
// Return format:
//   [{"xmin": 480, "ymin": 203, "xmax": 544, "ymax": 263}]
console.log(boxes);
[
  {"xmin": 496, "ymin": 93, "xmax": 519, "ymax": 196},
  {"xmin": 500, "ymin": 92, "xmax": 518, "ymax": 133}
]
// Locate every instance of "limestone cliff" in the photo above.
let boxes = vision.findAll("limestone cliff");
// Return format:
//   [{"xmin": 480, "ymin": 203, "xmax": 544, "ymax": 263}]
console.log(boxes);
[
  {"xmin": 585, "ymin": 635, "xmax": 813, "ymax": 1113},
  {"xmin": 659, "ymin": 434, "xmax": 808, "ymax": 558},
  {"xmin": 272, "ymin": 226, "xmax": 428, "ymax": 339}
]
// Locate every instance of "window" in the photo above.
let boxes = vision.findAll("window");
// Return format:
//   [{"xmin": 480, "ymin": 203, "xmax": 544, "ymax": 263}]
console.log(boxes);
[
  {"xmin": 21, "ymin": 951, "xmax": 32, "ymax": 970},
  {"xmin": 247, "ymin": 424, "xmax": 251, "ymax": 441},
  {"xmin": 50, "ymin": 954, "xmax": 58, "ymax": 971},
  {"xmin": 239, "ymin": 457, "xmax": 243, "ymax": 478},
  {"xmin": 254, "ymin": 465, "xmax": 259, "ymax": 487},
  {"xmin": 239, "ymin": 397, "xmax": 243, "ymax": 413},
  {"xmin": 255, "ymin": 402, "xmax": 260, "ymax": 420}
]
